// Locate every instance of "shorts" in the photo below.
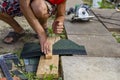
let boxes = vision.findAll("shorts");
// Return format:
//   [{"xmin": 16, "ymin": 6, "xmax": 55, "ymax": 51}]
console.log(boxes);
[
  {"xmin": 0, "ymin": 0, "xmax": 23, "ymax": 16},
  {"xmin": 45, "ymin": 1, "xmax": 57, "ymax": 16},
  {"xmin": 0, "ymin": 0, "xmax": 56, "ymax": 17}
]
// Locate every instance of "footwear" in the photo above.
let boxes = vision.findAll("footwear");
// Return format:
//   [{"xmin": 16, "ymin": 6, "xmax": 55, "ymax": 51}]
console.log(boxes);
[{"xmin": 3, "ymin": 32, "xmax": 25, "ymax": 44}]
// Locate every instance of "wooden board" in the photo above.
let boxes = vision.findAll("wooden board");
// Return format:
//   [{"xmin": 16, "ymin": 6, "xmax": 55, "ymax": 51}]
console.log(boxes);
[
  {"xmin": 36, "ymin": 55, "xmax": 59, "ymax": 78},
  {"xmin": 45, "ymin": 36, "xmax": 60, "ymax": 59},
  {"xmin": 36, "ymin": 36, "xmax": 60, "ymax": 78}
]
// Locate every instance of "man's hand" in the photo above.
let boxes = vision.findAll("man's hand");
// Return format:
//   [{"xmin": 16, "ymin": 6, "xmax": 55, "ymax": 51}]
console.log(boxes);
[
  {"xmin": 52, "ymin": 21, "xmax": 64, "ymax": 34},
  {"xmin": 39, "ymin": 34, "xmax": 51, "ymax": 54}
]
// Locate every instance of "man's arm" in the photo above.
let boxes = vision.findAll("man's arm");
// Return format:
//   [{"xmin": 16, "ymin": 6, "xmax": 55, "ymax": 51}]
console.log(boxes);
[
  {"xmin": 55, "ymin": 0, "xmax": 66, "ymax": 22},
  {"xmin": 52, "ymin": 0, "xmax": 66, "ymax": 34},
  {"xmin": 19, "ymin": 0, "xmax": 48, "ymax": 53}
]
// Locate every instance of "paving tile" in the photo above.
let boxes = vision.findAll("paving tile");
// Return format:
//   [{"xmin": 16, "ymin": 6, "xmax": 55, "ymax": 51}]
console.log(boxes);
[
  {"xmin": 68, "ymin": 35, "xmax": 120, "ymax": 57},
  {"xmin": 66, "ymin": 0, "xmax": 83, "ymax": 9},
  {"xmin": 62, "ymin": 56, "xmax": 120, "ymax": 80},
  {"xmin": 92, "ymin": 9, "xmax": 120, "ymax": 31},
  {"xmin": 64, "ymin": 18, "xmax": 111, "ymax": 35}
]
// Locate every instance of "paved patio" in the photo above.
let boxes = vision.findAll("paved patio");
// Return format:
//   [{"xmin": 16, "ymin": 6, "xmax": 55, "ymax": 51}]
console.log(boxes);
[
  {"xmin": 62, "ymin": 56, "xmax": 120, "ymax": 80},
  {"xmin": 62, "ymin": 0, "xmax": 120, "ymax": 80}
]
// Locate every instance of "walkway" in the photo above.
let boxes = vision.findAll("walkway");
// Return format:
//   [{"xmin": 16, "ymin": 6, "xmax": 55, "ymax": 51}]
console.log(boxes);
[{"xmin": 62, "ymin": 0, "xmax": 120, "ymax": 80}]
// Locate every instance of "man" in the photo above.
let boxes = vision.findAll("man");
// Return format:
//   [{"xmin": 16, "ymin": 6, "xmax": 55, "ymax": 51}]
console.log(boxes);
[{"xmin": 0, "ymin": 0, "xmax": 66, "ymax": 54}]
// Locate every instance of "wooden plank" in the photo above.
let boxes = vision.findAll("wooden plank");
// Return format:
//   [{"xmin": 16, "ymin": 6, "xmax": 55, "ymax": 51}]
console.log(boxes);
[
  {"xmin": 36, "ymin": 36, "xmax": 60, "ymax": 78},
  {"xmin": 45, "ymin": 36, "xmax": 60, "ymax": 59},
  {"xmin": 36, "ymin": 55, "xmax": 59, "ymax": 78}
]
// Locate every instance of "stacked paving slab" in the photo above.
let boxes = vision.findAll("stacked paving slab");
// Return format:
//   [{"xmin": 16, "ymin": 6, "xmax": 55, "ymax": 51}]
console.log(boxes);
[{"xmin": 62, "ymin": 0, "xmax": 120, "ymax": 80}]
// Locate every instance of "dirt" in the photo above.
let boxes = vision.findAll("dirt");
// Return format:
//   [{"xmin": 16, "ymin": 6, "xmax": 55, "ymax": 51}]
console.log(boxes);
[{"xmin": 0, "ymin": 16, "xmax": 53, "ymax": 54}]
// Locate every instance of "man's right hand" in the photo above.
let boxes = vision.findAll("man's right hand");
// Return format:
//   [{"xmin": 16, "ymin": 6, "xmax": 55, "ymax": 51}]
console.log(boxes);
[{"xmin": 39, "ymin": 34, "xmax": 51, "ymax": 54}]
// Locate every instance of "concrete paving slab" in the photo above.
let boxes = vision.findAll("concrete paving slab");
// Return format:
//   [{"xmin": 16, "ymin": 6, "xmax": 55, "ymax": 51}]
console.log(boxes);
[
  {"xmin": 66, "ymin": 0, "xmax": 83, "ymax": 10},
  {"xmin": 64, "ymin": 18, "xmax": 111, "ymax": 36},
  {"xmin": 92, "ymin": 9, "xmax": 120, "ymax": 31},
  {"xmin": 62, "ymin": 56, "xmax": 120, "ymax": 80},
  {"xmin": 92, "ymin": 9, "xmax": 120, "ymax": 17},
  {"xmin": 68, "ymin": 35, "xmax": 120, "ymax": 57}
]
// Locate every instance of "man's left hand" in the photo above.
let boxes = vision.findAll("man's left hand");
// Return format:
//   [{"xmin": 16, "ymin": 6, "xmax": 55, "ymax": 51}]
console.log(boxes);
[{"xmin": 52, "ymin": 21, "xmax": 64, "ymax": 34}]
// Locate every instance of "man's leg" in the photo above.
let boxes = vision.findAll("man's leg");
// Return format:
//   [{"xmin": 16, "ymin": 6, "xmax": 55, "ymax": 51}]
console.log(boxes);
[
  {"xmin": 31, "ymin": 0, "xmax": 49, "ymax": 30},
  {"xmin": 0, "ymin": 13, "xmax": 24, "ymax": 43}
]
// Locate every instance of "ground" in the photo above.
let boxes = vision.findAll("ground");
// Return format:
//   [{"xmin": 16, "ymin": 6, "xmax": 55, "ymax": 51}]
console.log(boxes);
[{"xmin": 0, "ymin": 16, "xmax": 54, "ymax": 54}]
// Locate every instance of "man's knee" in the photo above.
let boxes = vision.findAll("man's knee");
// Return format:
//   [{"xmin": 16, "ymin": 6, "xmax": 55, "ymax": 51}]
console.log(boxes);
[{"xmin": 31, "ymin": 0, "xmax": 48, "ymax": 18}]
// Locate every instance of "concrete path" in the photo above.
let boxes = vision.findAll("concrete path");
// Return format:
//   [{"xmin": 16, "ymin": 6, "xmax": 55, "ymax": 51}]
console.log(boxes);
[
  {"xmin": 68, "ymin": 35, "xmax": 120, "ymax": 57},
  {"xmin": 62, "ymin": 0, "xmax": 120, "ymax": 80},
  {"xmin": 66, "ymin": 0, "xmax": 83, "ymax": 10},
  {"xmin": 92, "ymin": 9, "xmax": 120, "ymax": 31},
  {"xmin": 65, "ymin": 17, "xmax": 111, "ymax": 36},
  {"xmin": 64, "ymin": 11, "xmax": 120, "ymax": 57},
  {"xmin": 62, "ymin": 56, "xmax": 120, "ymax": 80}
]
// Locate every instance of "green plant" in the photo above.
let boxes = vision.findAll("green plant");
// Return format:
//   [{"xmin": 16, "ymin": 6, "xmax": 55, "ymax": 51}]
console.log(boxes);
[
  {"xmin": 112, "ymin": 32, "xmax": 120, "ymax": 43},
  {"xmin": 58, "ymin": 77, "xmax": 63, "ymax": 80},
  {"xmin": 48, "ymin": 27, "xmax": 56, "ymax": 37},
  {"xmin": 47, "ymin": 26, "xmax": 67, "ymax": 39},
  {"xmin": 24, "ymin": 72, "xmax": 40, "ymax": 80},
  {"xmin": 83, "ymin": 0, "xmax": 115, "ymax": 8},
  {"xmin": 83, "ymin": 0, "xmax": 92, "ymax": 6},
  {"xmin": 98, "ymin": 0, "xmax": 115, "ymax": 8},
  {"xmin": 43, "ymin": 64, "xmax": 57, "ymax": 80},
  {"xmin": 13, "ymin": 48, "xmax": 23, "ymax": 58}
]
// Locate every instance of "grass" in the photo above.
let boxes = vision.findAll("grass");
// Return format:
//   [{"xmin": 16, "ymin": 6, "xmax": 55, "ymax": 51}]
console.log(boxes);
[
  {"xmin": 112, "ymin": 32, "xmax": 120, "ymax": 43},
  {"xmin": 83, "ymin": 0, "xmax": 115, "ymax": 8},
  {"xmin": 47, "ymin": 26, "xmax": 67, "ymax": 39},
  {"xmin": 98, "ymin": 0, "xmax": 115, "ymax": 8},
  {"xmin": 83, "ymin": 0, "xmax": 92, "ymax": 5}
]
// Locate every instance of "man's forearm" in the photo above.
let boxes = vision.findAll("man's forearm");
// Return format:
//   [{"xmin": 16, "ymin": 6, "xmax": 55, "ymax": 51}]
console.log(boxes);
[
  {"xmin": 55, "ymin": 0, "xmax": 66, "ymax": 22},
  {"xmin": 55, "ymin": 16, "xmax": 65, "ymax": 23}
]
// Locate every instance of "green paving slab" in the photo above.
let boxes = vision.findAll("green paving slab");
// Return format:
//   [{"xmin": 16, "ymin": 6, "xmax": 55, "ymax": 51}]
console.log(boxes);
[
  {"xmin": 53, "ymin": 39, "xmax": 87, "ymax": 55},
  {"xmin": 20, "ymin": 39, "xmax": 87, "ymax": 58},
  {"xmin": 92, "ymin": 9, "xmax": 120, "ymax": 31},
  {"xmin": 62, "ymin": 56, "xmax": 120, "ymax": 80},
  {"xmin": 68, "ymin": 35, "xmax": 120, "ymax": 57},
  {"xmin": 64, "ymin": 17, "xmax": 111, "ymax": 35}
]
